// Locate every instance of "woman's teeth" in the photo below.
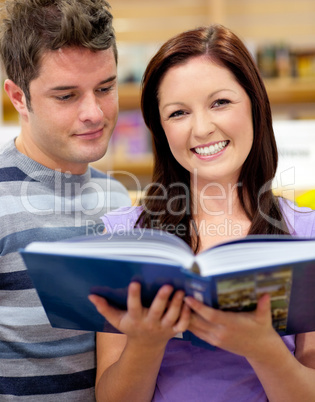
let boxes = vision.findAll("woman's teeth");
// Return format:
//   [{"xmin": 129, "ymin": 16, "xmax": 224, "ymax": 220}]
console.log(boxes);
[{"xmin": 194, "ymin": 140, "xmax": 229, "ymax": 156}]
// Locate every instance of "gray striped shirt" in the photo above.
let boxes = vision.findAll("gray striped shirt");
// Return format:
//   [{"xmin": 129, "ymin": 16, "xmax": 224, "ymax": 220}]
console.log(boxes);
[{"xmin": 0, "ymin": 139, "xmax": 131, "ymax": 400}]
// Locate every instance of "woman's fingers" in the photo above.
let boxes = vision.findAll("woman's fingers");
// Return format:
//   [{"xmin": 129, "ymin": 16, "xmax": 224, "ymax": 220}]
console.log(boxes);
[
  {"xmin": 160, "ymin": 289, "xmax": 185, "ymax": 328},
  {"xmin": 144, "ymin": 285, "xmax": 189, "ymax": 331},
  {"xmin": 185, "ymin": 296, "xmax": 222, "ymax": 324},
  {"xmin": 147, "ymin": 284, "xmax": 175, "ymax": 321},
  {"xmin": 88, "ymin": 294, "xmax": 110, "ymax": 315},
  {"xmin": 88, "ymin": 294, "xmax": 124, "ymax": 328},
  {"xmin": 126, "ymin": 282, "xmax": 144, "ymax": 319},
  {"xmin": 255, "ymin": 294, "xmax": 271, "ymax": 323},
  {"xmin": 90, "ymin": 284, "xmax": 192, "ymax": 336},
  {"xmin": 173, "ymin": 302, "xmax": 191, "ymax": 333}
]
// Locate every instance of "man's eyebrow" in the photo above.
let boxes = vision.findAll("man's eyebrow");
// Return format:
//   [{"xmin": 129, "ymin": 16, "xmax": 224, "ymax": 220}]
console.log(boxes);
[{"xmin": 49, "ymin": 75, "xmax": 117, "ymax": 91}]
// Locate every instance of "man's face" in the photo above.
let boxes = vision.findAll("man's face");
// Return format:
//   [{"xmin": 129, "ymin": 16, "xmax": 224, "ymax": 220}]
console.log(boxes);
[{"xmin": 18, "ymin": 47, "xmax": 118, "ymax": 174}]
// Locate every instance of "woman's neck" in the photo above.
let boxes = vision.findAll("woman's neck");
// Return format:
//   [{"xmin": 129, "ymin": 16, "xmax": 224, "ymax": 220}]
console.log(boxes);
[{"xmin": 191, "ymin": 181, "xmax": 252, "ymax": 252}]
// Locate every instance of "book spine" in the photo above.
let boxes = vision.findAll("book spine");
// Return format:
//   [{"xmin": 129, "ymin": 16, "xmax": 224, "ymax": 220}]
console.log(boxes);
[{"xmin": 183, "ymin": 273, "xmax": 213, "ymax": 306}]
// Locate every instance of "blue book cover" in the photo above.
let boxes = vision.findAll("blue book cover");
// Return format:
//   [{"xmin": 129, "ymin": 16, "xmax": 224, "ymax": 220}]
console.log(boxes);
[{"xmin": 20, "ymin": 230, "xmax": 315, "ymax": 348}]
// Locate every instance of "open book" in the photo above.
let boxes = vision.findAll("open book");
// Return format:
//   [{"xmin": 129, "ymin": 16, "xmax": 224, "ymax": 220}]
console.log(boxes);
[{"xmin": 20, "ymin": 229, "xmax": 315, "ymax": 348}]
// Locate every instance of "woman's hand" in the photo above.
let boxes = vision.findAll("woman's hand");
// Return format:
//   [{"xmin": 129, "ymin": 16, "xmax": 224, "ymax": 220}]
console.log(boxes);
[
  {"xmin": 89, "ymin": 282, "xmax": 191, "ymax": 349},
  {"xmin": 185, "ymin": 294, "xmax": 279, "ymax": 359},
  {"xmin": 90, "ymin": 285, "xmax": 190, "ymax": 402}
]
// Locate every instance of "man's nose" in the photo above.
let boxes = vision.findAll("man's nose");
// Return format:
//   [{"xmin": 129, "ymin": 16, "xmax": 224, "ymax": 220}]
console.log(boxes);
[{"xmin": 78, "ymin": 94, "xmax": 103, "ymax": 124}]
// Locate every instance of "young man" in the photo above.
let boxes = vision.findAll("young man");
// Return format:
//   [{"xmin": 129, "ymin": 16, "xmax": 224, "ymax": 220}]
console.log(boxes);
[{"xmin": 0, "ymin": 0, "xmax": 130, "ymax": 400}]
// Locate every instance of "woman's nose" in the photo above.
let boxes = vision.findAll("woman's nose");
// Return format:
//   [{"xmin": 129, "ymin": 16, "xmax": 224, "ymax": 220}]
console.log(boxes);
[{"xmin": 192, "ymin": 112, "xmax": 215, "ymax": 139}]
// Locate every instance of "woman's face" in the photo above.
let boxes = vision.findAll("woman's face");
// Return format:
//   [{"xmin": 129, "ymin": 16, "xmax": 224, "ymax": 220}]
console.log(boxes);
[{"xmin": 158, "ymin": 56, "xmax": 253, "ymax": 190}]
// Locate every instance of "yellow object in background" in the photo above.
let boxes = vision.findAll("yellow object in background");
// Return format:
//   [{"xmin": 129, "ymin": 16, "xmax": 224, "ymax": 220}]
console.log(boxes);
[{"xmin": 295, "ymin": 190, "xmax": 315, "ymax": 209}]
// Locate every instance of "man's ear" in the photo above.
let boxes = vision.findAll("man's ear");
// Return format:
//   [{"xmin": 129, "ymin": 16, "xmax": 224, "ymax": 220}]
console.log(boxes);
[{"xmin": 4, "ymin": 79, "xmax": 29, "ymax": 119}]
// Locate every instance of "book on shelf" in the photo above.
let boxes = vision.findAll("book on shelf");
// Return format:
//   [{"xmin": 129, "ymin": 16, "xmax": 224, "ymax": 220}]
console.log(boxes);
[
  {"xmin": 111, "ymin": 110, "xmax": 151, "ymax": 157},
  {"xmin": 20, "ymin": 229, "xmax": 315, "ymax": 349}
]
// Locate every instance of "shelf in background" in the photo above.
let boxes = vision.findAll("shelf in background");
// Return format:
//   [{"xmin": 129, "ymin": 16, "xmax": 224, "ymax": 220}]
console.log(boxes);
[
  {"xmin": 118, "ymin": 83, "xmax": 141, "ymax": 110},
  {"xmin": 117, "ymin": 77, "xmax": 315, "ymax": 110},
  {"xmin": 264, "ymin": 77, "xmax": 315, "ymax": 104}
]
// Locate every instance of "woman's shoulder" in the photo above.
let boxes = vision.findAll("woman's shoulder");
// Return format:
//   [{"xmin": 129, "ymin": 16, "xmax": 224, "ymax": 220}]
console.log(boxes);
[
  {"xmin": 279, "ymin": 197, "xmax": 315, "ymax": 237},
  {"xmin": 101, "ymin": 206, "xmax": 143, "ymax": 233}
]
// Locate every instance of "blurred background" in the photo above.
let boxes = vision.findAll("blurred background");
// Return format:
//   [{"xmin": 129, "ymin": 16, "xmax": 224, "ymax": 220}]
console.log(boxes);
[{"xmin": 1, "ymin": 0, "xmax": 315, "ymax": 205}]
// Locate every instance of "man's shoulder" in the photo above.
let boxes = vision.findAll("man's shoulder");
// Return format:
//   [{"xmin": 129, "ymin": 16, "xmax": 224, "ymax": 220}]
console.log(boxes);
[
  {"xmin": 90, "ymin": 166, "xmax": 128, "ymax": 189},
  {"xmin": 90, "ymin": 166, "xmax": 119, "ymax": 186},
  {"xmin": 89, "ymin": 166, "xmax": 131, "ymax": 208},
  {"xmin": 0, "ymin": 141, "xmax": 31, "ymax": 183},
  {"xmin": 90, "ymin": 166, "xmax": 109, "ymax": 179},
  {"xmin": 0, "ymin": 138, "xmax": 16, "ymax": 161}
]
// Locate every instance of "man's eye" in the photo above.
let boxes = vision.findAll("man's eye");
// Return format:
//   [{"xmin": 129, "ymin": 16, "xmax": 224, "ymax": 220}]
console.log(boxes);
[
  {"xmin": 97, "ymin": 85, "xmax": 113, "ymax": 94},
  {"xmin": 56, "ymin": 94, "xmax": 73, "ymax": 101}
]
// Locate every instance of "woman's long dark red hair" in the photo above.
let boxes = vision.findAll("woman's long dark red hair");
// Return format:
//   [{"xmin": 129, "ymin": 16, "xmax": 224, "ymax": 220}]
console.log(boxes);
[{"xmin": 138, "ymin": 24, "xmax": 288, "ymax": 252}]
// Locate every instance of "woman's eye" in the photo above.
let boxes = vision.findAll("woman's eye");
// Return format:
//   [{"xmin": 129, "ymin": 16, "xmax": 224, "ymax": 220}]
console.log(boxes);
[
  {"xmin": 213, "ymin": 99, "xmax": 230, "ymax": 108},
  {"xmin": 169, "ymin": 110, "xmax": 186, "ymax": 118}
]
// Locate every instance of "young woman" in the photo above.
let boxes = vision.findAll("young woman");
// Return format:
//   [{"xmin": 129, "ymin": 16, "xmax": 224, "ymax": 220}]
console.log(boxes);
[{"xmin": 89, "ymin": 24, "xmax": 315, "ymax": 401}]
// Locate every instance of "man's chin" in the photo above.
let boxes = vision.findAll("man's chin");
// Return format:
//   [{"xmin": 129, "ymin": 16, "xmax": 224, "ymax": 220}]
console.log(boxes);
[{"xmin": 77, "ymin": 144, "xmax": 109, "ymax": 163}]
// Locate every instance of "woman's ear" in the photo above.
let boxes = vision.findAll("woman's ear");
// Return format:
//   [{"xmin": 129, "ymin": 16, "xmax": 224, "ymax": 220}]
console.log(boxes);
[{"xmin": 4, "ymin": 79, "xmax": 29, "ymax": 119}]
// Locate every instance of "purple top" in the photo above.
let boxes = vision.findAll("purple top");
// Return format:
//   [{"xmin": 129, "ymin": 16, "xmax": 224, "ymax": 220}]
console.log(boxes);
[{"xmin": 101, "ymin": 198, "xmax": 315, "ymax": 402}]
